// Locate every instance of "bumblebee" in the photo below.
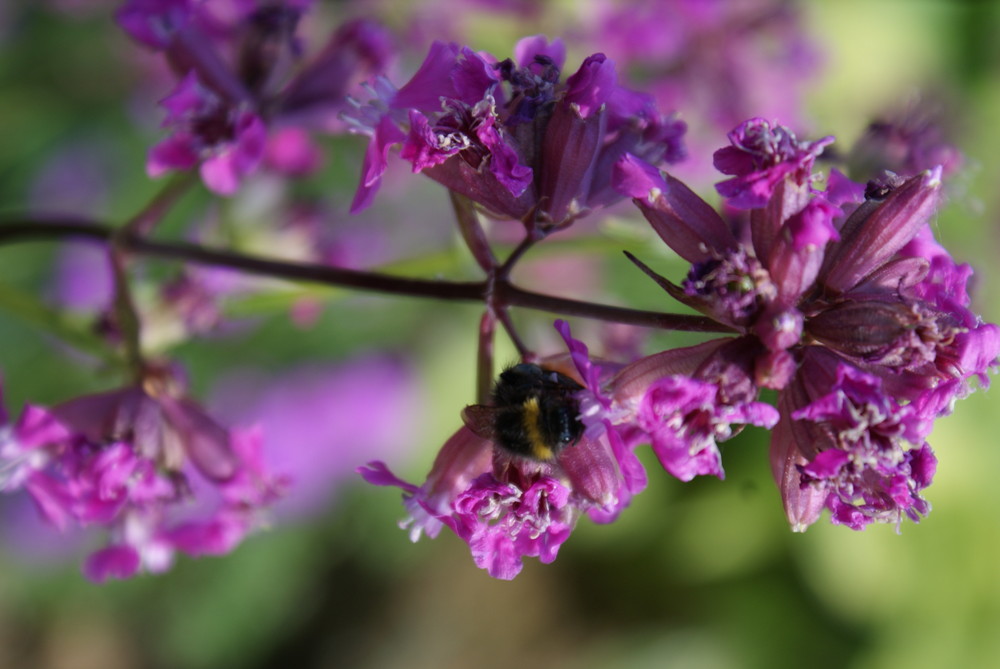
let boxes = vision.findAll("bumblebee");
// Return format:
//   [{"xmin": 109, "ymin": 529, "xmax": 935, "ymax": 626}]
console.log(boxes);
[{"xmin": 462, "ymin": 363, "xmax": 585, "ymax": 461}]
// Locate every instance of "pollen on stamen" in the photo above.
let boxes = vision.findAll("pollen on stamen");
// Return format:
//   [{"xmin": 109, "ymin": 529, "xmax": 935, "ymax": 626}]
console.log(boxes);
[{"xmin": 924, "ymin": 165, "xmax": 943, "ymax": 188}]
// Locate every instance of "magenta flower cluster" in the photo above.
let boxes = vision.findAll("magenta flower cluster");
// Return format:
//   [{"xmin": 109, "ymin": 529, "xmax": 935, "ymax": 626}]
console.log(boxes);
[
  {"xmin": 613, "ymin": 118, "xmax": 998, "ymax": 531},
  {"xmin": 362, "ymin": 114, "xmax": 998, "ymax": 578},
  {"xmin": 348, "ymin": 35, "xmax": 686, "ymax": 230},
  {"xmin": 0, "ymin": 368, "xmax": 284, "ymax": 582},
  {"xmin": 118, "ymin": 0, "xmax": 393, "ymax": 194},
  {"xmin": 362, "ymin": 323, "xmax": 647, "ymax": 579},
  {"xmin": 2, "ymin": 2, "xmax": 993, "ymax": 586}
]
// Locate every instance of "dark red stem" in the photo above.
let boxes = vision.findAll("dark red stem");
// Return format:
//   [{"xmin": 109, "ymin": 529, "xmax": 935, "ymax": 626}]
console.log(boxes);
[{"xmin": 0, "ymin": 218, "xmax": 738, "ymax": 335}]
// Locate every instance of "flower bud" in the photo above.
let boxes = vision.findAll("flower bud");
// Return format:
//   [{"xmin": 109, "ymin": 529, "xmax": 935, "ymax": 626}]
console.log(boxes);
[{"xmin": 822, "ymin": 168, "xmax": 942, "ymax": 293}]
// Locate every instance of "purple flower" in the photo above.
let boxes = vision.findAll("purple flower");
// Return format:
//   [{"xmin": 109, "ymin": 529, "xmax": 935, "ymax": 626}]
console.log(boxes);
[
  {"xmin": 361, "ymin": 424, "xmax": 624, "ymax": 580},
  {"xmin": 210, "ymin": 356, "xmax": 423, "ymax": 521},
  {"xmin": 713, "ymin": 118, "xmax": 833, "ymax": 210},
  {"xmin": 613, "ymin": 121, "xmax": 998, "ymax": 531},
  {"xmin": 53, "ymin": 374, "xmax": 239, "ymax": 482},
  {"xmin": 392, "ymin": 0, "xmax": 820, "ymax": 186},
  {"xmin": 0, "ymin": 396, "xmax": 75, "ymax": 529},
  {"xmin": 605, "ymin": 335, "xmax": 779, "ymax": 483},
  {"xmin": 0, "ymin": 369, "xmax": 286, "ymax": 582},
  {"xmin": 360, "ymin": 323, "xmax": 645, "ymax": 579},
  {"xmin": 789, "ymin": 356, "xmax": 936, "ymax": 530},
  {"xmin": 636, "ymin": 372, "xmax": 778, "ymax": 482},
  {"xmin": 682, "ymin": 248, "xmax": 777, "ymax": 327},
  {"xmin": 447, "ymin": 472, "xmax": 574, "ymax": 579},
  {"xmin": 348, "ymin": 36, "xmax": 685, "ymax": 231},
  {"xmin": 80, "ymin": 425, "xmax": 280, "ymax": 582},
  {"xmin": 149, "ymin": 71, "xmax": 267, "ymax": 195},
  {"xmin": 119, "ymin": 2, "xmax": 394, "ymax": 193}
]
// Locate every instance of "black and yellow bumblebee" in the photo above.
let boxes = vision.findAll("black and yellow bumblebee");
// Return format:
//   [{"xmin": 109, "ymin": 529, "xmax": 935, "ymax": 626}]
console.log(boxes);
[{"xmin": 462, "ymin": 363, "xmax": 585, "ymax": 461}]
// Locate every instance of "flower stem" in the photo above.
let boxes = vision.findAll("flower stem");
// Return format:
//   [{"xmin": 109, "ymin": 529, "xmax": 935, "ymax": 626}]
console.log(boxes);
[
  {"xmin": 108, "ymin": 244, "xmax": 146, "ymax": 381},
  {"xmin": 123, "ymin": 172, "xmax": 198, "ymax": 236},
  {"xmin": 476, "ymin": 310, "xmax": 496, "ymax": 404},
  {"xmin": 0, "ymin": 218, "xmax": 738, "ymax": 334},
  {"xmin": 497, "ymin": 308, "xmax": 532, "ymax": 360},
  {"xmin": 450, "ymin": 191, "xmax": 497, "ymax": 273},
  {"xmin": 497, "ymin": 231, "xmax": 541, "ymax": 279}
]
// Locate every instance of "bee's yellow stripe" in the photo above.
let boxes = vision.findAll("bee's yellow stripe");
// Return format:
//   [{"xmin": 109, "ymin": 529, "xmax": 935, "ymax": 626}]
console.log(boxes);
[{"xmin": 522, "ymin": 397, "xmax": 554, "ymax": 461}]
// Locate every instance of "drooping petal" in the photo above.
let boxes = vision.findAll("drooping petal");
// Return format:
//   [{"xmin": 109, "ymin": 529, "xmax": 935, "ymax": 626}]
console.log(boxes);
[
  {"xmin": 350, "ymin": 114, "xmax": 407, "ymax": 213},
  {"xmin": 539, "ymin": 85, "xmax": 605, "ymax": 224},
  {"xmin": 769, "ymin": 407, "xmax": 827, "ymax": 532},
  {"xmin": 157, "ymin": 395, "xmax": 238, "ymax": 482},
  {"xmin": 563, "ymin": 53, "xmax": 616, "ymax": 119}
]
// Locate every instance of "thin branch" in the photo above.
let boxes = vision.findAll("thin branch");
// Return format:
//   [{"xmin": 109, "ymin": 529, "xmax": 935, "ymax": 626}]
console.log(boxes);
[
  {"xmin": 0, "ymin": 218, "xmax": 739, "ymax": 334},
  {"xmin": 476, "ymin": 310, "xmax": 496, "ymax": 405},
  {"xmin": 0, "ymin": 219, "xmax": 484, "ymax": 300},
  {"xmin": 496, "ymin": 308, "xmax": 532, "ymax": 360},
  {"xmin": 497, "ymin": 231, "xmax": 541, "ymax": 279},
  {"xmin": 123, "ymin": 172, "xmax": 198, "ymax": 236},
  {"xmin": 108, "ymin": 245, "xmax": 146, "ymax": 380},
  {"xmin": 499, "ymin": 283, "xmax": 736, "ymax": 333},
  {"xmin": 450, "ymin": 191, "xmax": 497, "ymax": 273}
]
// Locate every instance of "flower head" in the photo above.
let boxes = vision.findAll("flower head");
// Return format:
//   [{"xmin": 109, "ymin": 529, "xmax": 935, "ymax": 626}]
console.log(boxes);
[
  {"xmin": 789, "ymin": 356, "xmax": 936, "ymax": 530},
  {"xmin": 150, "ymin": 71, "xmax": 267, "ymax": 195},
  {"xmin": 119, "ymin": 1, "xmax": 393, "ymax": 193},
  {"xmin": 636, "ymin": 372, "xmax": 778, "ymax": 482},
  {"xmin": 848, "ymin": 104, "xmax": 963, "ymax": 181},
  {"xmin": 614, "ymin": 120, "xmax": 998, "ymax": 532},
  {"xmin": 713, "ymin": 118, "xmax": 833, "ymax": 209},
  {"xmin": 606, "ymin": 335, "xmax": 779, "ymax": 483},
  {"xmin": 349, "ymin": 36, "xmax": 685, "ymax": 231},
  {"xmin": 360, "ymin": 321, "xmax": 645, "ymax": 579},
  {"xmin": 0, "ymin": 369, "xmax": 285, "ymax": 582}
]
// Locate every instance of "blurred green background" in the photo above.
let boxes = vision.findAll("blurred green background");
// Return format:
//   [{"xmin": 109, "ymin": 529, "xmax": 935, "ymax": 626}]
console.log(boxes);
[{"xmin": 2, "ymin": 1, "xmax": 1000, "ymax": 668}]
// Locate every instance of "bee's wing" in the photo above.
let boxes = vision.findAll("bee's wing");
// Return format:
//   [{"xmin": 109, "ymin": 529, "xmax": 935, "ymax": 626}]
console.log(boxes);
[{"xmin": 461, "ymin": 404, "xmax": 498, "ymax": 440}]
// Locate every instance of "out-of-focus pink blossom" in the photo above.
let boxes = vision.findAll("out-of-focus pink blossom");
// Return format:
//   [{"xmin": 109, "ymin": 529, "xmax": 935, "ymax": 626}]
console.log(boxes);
[
  {"xmin": 211, "ymin": 356, "xmax": 424, "ymax": 520},
  {"xmin": 0, "ymin": 369, "xmax": 285, "ymax": 582}
]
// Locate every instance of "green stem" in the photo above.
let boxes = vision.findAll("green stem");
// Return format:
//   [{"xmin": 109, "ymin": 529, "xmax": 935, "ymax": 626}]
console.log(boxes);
[{"xmin": 108, "ymin": 244, "xmax": 146, "ymax": 381}]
